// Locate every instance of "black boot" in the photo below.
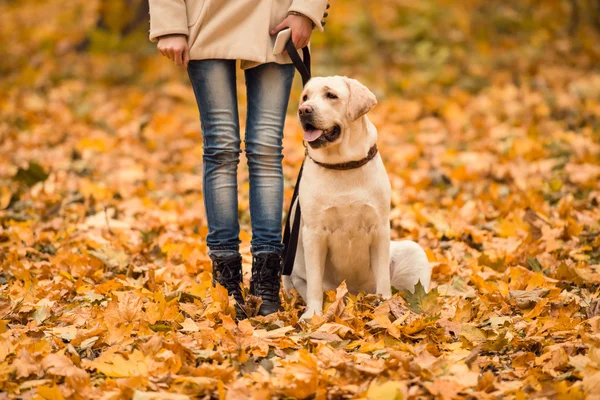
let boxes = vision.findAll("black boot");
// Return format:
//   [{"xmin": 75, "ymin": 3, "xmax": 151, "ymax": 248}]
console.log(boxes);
[
  {"xmin": 250, "ymin": 252, "xmax": 282, "ymax": 316},
  {"xmin": 209, "ymin": 252, "xmax": 246, "ymax": 318}
]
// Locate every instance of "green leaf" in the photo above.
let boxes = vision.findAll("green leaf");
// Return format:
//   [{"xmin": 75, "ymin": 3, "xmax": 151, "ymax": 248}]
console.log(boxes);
[
  {"xmin": 13, "ymin": 162, "xmax": 49, "ymax": 187},
  {"xmin": 149, "ymin": 324, "xmax": 172, "ymax": 332},
  {"xmin": 402, "ymin": 281, "xmax": 440, "ymax": 314},
  {"xmin": 527, "ymin": 256, "xmax": 543, "ymax": 272}
]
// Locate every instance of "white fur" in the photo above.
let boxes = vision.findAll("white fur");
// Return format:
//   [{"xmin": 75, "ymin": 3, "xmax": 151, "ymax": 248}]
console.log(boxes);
[{"xmin": 283, "ymin": 76, "xmax": 432, "ymax": 319}]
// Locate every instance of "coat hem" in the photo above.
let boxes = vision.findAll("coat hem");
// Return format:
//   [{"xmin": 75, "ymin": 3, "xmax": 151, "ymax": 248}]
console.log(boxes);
[{"xmin": 188, "ymin": 50, "xmax": 294, "ymax": 70}]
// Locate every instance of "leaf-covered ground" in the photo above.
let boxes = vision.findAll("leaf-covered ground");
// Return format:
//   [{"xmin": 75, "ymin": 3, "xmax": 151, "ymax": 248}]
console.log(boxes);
[{"xmin": 2, "ymin": 1, "xmax": 600, "ymax": 399}]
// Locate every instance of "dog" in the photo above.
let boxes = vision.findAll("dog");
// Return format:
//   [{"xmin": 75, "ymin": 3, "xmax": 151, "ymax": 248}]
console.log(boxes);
[{"xmin": 281, "ymin": 76, "xmax": 432, "ymax": 320}]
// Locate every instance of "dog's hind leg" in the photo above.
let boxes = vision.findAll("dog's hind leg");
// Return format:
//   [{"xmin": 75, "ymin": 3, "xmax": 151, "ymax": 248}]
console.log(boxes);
[{"xmin": 389, "ymin": 241, "xmax": 431, "ymax": 293}]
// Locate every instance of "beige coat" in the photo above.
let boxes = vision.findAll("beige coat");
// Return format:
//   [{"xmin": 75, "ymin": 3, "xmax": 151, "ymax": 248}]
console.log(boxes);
[{"xmin": 149, "ymin": 0, "xmax": 328, "ymax": 69}]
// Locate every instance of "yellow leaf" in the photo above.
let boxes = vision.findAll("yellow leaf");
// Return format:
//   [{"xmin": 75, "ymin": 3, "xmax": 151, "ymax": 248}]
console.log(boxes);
[
  {"xmin": 359, "ymin": 340, "xmax": 386, "ymax": 353},
  {"xmin": 497, "ymin": 218, "xmax": 517, "ymax": 237},
  {"xmin": 83, "ymin": 349, "xmax": 148, "ymax": 378},
  {"xmin": 36, "ymin": 384, "xmax": 65, "ymax": 400},
  {"xmin": 132, "ymin": 391, "xmax": 190, "ymax": 400},
  {"xmin": 0, "ymin": 187, "xmax": 11, "ymax": 210},
  {"xmin": 460, "ymin": 324, "xmax": 487, "ymax": 344},
  {"xmin": 374, "ymin": 315, "xmax": 401, "ymax": 339},
  {"xmin": 523, "ymin": 298, "xmax": 549, "ymax": 319},
  {"xmin": 367, "ymin": 380, "xmax": 406, "ymax": 400},
  {"xmin": 77, "ymin": 137, "xmax": 108, "ymax": 152},
  {"xmin": 179, "ymin": 318, "xmax": 200, "ymax": 333}
]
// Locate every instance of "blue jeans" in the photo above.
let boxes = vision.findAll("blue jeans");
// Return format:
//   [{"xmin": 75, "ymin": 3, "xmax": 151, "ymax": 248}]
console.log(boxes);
[{"xmin": 187, "ymin": 60, "xmax": 295, "ymax": 255}]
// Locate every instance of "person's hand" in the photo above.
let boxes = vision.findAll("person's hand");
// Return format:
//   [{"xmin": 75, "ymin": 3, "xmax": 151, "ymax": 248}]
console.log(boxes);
[
  {"xmin": 270, "ymin": 14, "xmax": 313, "ymax": 52},
  {"xmin": 157, "ymin": 35, "xmax": 190, "ymax": 68}
]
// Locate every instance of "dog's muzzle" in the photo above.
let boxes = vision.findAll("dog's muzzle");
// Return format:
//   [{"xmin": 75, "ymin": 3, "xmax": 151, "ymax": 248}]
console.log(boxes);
[{"xmin": 299, "ymin": 109, "xmax": 341, "ymax": 149}]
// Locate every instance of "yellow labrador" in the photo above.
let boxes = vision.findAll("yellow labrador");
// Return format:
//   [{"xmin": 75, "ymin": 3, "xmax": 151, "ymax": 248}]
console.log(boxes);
[{"xmin": 282, "ymin": 76, "xmax": 431, "ymax": 319}]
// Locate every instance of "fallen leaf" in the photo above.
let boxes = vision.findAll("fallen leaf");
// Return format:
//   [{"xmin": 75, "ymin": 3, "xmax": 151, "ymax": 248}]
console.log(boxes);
[
  {"xmin": 510, "ymin": 288, "xmax": 550, "ymax": 309},
  {"xmin": 403, "ymin": 281, "xmax": 440, "ymax": 314},
  {"xmin": 367, "ymin": 380, "xmax": 407, "ymax": 400},
  {"xmin": 83, "ymin": 349, "xmax": 149, "ymax": 378},
  {"xmin": 13, "ymin": 162, "xmax": 49, "ymax": 187}
]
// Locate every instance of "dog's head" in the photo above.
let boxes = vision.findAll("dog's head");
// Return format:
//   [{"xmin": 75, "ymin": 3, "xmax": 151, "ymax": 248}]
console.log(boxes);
[{"xmin": 298, "ymin": 76, "xmax": 377, "ymax": 149}]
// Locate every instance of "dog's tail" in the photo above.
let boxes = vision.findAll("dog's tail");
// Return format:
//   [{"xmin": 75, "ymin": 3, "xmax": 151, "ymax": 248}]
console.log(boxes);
[{"xmin": 389, "ymin": 240, "xmax": 431, "ymax": 293}]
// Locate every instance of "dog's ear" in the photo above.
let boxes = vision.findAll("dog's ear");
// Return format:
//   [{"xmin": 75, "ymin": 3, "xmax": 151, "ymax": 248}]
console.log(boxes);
[{"xmin": 344, "ymin": 77, "xmax": 377, "ymax": 121}]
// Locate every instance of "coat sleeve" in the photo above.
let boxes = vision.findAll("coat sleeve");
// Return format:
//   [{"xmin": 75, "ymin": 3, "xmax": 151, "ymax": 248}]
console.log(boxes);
[
  {"xmin": 148, "ymin": 0, "xmax": 189, "ymax": 42},
  {"xmin": 288, "ymin": 0, "xmax": 329, "ymax": 32}
]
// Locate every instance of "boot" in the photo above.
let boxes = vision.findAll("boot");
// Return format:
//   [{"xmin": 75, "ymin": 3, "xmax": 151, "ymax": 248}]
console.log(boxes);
[
  {"xmin": 209, "ymin": 252, "xmax": 246, "ymax": 318},
  {"xmin": 250, "ymin": 251, "xmax": 282, "ymax": 316}
]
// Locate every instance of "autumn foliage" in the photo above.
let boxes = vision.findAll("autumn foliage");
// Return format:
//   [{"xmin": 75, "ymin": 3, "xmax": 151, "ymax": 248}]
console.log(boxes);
[{"xmin": 1, "ymin": 0, "xmax": 600, "ymax": 399}]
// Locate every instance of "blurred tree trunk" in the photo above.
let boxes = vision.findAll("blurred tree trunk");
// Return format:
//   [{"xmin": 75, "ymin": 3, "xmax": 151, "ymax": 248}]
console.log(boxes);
[
  {"xmin": 567, "ymin": 0, "xmax": 600, "ymax": 35},
  {"xmin": 569, "ymin": 0, "xmax": 579, "ymax": 35},
  {"xmin": 592, "ymin": 0, "xmax": 600, "ymax": 30},
  {"xmin": 76, "ymin": 0, "xmax": 149, "ymax": 51}
]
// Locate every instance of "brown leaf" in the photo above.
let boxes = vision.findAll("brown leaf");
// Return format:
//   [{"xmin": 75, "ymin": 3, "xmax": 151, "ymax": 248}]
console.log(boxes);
[
  {"xmin": 309, "ymin": 331, "xmax": 341, "ymax": 342},
  {"xmin": 388, "ymin": 297, "xmax": 409, "ymax": 320},
  {"xmin": 510, "ymin": 288, "xmax": 550, "ymax": 309},
  {"xmin": 586, "ymin": 299, "xmax": 600, "ymax": 318},
  {"xmin": 14, "ymin": 350, "xmax": 43, "ymax": 379},
  {"xmin": 316, "ymin": 323, "xmax": 353, "ymax": 339}
]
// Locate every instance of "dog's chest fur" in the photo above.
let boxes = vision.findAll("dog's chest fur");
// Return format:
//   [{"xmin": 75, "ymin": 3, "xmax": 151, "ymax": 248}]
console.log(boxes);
[{"xmin": 299, "ymin": 157, "xmax": 391, "ymax": 292}]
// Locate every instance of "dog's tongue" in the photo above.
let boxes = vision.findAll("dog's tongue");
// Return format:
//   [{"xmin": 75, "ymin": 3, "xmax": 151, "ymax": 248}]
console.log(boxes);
[{"xmin": 303, "ymin": 128, "xmax": 323, "ymax": 142}]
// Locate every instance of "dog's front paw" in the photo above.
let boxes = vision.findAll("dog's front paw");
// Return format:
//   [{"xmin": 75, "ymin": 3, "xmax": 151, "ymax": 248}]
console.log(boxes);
[
  {"xmin": 377, "ymin": 289, "xmax": 392, "ymax": 300},
  {"xmin": 300, "ymin": 308, "xmax": 322, "ymax": 320}
]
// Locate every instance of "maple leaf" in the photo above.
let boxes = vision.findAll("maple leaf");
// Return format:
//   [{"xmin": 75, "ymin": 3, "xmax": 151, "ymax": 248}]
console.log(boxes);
[
  {"xmin": 83, "ymin": 349, "xmax": 149, "ymax": 378},
  {"xmin": 42, "ymin": 353, "xmax": 86, "ymax": 377},
  {"xmin": 317, "ymin": 323, "xmax": 354, "ymax": 339},
  {"xmin": 402, "ymin": 281, "xmax": 440, "ymax": 314},
  {"xmin": 275, "ymin": 350, "xmax": 319, "ymax": 399},
  {"xmin": 13, "ymin": 349, "xmax": 43, "ymax": 379}
]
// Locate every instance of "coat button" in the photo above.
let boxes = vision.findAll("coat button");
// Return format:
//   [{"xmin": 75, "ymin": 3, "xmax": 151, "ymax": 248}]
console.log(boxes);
[
  {"xmin": 326, "ymin": 2, "xmax": 330, "ymax": 9},
  {"xmin": 321, "ymin": 20, "xmax": 326, "ymax": 26},
  {"xmin": 323, "ymin": 12, "xmax": 328, "ymax": 18}
]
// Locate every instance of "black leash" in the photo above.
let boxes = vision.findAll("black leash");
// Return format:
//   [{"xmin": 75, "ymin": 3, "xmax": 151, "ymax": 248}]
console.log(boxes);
[
  {"xmin": 282, "ymin": 39, "xmax": 310, "ymax": 276},
  {"xmin": 285, "ymin": 40, "xmax": 311, "ymax": 86}
]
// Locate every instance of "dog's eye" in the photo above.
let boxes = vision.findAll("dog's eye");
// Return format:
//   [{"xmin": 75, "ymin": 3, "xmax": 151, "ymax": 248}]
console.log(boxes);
[
  {"xmin": 302, "ymin": 95, "xmax": 308, "ymax": 102},
  {"xmin": 326, "ymin": 92, "xmax": 338, "ymax": 99}
]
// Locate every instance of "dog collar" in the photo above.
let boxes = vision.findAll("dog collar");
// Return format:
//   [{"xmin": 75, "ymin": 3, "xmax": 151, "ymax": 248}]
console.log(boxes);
[{"xmin": 305, "ymin": 144, "xmax": 378, "ymax": 170}]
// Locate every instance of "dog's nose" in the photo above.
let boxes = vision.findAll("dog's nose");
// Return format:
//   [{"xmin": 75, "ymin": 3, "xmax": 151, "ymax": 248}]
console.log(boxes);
[{"xmin": 298, "ymin": 104, "xmax": 313, "ymax": 116}]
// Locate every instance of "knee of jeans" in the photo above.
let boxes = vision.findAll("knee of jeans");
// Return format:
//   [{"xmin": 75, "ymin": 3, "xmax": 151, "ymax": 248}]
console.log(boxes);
[
  {"xmin": 203, "ymin": 144, "xmax": 241, "ymax": 165},
  {"xmin": 245, "ymin": 136, "xmax": 283, "ymax": 159},
  {"xmin": 245, "ymin": 146, "xmax": 283, "ymax": 168},
  {"xmin": 201, "ymin": 124, "xmax": 241, "ymax": 160}
]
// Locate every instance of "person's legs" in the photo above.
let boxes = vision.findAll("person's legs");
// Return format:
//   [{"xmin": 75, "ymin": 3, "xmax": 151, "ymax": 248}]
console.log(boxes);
[
  {"xmin": 244, "ymin": 62, "xmax": 295, "ymax": 254},
  {"xmin": 188, "ymin": 59, "xmax": 242, "ymax": 254},
  {"xmin": 188, "ymin": 59, "xmax": 244, "ymax": 311},
  {"xmin": 244, "ymin": 62, "xmax": 295, "ymax": 315}
]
